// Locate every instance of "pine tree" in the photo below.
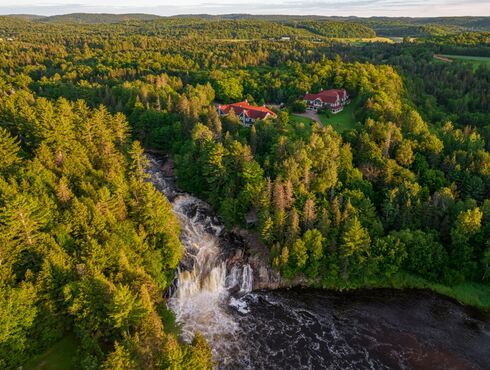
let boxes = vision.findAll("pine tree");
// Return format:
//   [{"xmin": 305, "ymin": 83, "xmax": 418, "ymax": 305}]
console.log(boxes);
[
  {"xmin": 331, "ymin": 197, "xmax": 341, "ymax": 227},
  {"xmin": 0, "ymin": 284, "xmax": 37, "ymax": 369},
  {"xmin": 303, "ymin": 198, "xmax": 316, "ymax": 229},
  {"xmin": 286, "ymin": 208, "xmax": 300, "ymax": 245},
  {"xmin": 207, "ymin": 106, "xmax": 222, "ymax": 139},
  {"xmin": 0, "ymin": 127, "xmax": 21, "ymax": 171},
  {"xmin": 1, "ymin": 194, "xmax": 48, "ymax": 248},
  {"xmin": 128, "ymin": 141, "xmax": 148, "ymax": 180},
  {"xmin": 184, "ymin": 332, "xmax": 213, "ymax": 370},
  {"xmin": 341, "ymin": 217, "xmax": 371, "ymax": 259},
  {"xmin": 108, "ymin": 285, "xmax": 147, "ymax": 333},
  {"xmin": 102, "ymin": 342, "xmax": 135, "ymax": 370},
  {"xmin": 260, "ymin": 216, "xmax": 274, "ymax": 244},
  {"xmin": 280, "ymin": 246, "xmax": 289, "ymax": 265},
  {"xmin": 284, "ymin": 179, "xmax": 294, "ymax": 209},
  {"xmin": 273, "ymin": 179, "xmax": 285, "ymax": 213},
  {"xmin": 291, "ymin": 238, "xmax": 308, "ymax": 269},
  {"xmin": 250, "ymin": 124, "xmax": 257, "ymax": 154},
  {"xmin": 56, "ymin": 177, "xmax": 73, "ymax": 205},
  {"xmin": 340, "ymin": 217, "xmax": 371, "ymax": 279}
]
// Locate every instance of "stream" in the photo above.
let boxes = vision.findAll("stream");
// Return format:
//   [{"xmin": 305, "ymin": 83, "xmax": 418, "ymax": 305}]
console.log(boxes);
[{"xmin": 147, "ymin": 155, "xmax": 490, "ymax": 370}]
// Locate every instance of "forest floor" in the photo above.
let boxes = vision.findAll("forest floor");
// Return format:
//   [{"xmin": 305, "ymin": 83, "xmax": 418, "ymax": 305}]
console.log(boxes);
[{"xmin": 24, "ymin": 334, "xmax": 78, "ymax": 370}]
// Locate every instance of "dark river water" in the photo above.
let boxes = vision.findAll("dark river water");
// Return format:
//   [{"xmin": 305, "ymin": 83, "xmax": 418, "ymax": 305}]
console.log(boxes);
[{"xmin": 225, "ymin": 289, "xmax": 490, "ymax": 370}]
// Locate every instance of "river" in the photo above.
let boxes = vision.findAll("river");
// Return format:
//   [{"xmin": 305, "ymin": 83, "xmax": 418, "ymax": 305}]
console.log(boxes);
[{"xmin": 147, "ymin": 155, "xmax": 490, "ymax": 370}]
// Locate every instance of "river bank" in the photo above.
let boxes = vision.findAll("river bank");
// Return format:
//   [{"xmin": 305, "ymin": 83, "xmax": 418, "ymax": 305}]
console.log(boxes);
[{"xmin": 236, "ymin": 224, "xmax": 490, "ymax": 310}]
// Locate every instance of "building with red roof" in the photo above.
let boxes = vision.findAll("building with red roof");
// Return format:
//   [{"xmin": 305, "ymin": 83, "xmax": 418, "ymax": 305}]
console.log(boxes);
[
  {"xmin": 303, "ymin": 89, "xmax": 349, "ymax": 114},
  {"xmin": 217, "ymin": 100, "xmax": 277, "ymax": 127}
]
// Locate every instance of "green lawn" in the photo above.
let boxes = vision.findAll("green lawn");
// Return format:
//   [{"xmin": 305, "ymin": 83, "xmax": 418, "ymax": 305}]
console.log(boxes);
[
  {"xmin": 319, "ymin": 101, "xmax": 357, "ymax": 133},
  {"xmin": 289, "ymin": 114, "xmax": 313, "ymax": 125},
  {"xmin": 24, "ymin": 335, "xmax": 78, "ymax": 370},
  {"xmin": 290, "ymin": 97, "xmax": 360, "ymax": 133}
]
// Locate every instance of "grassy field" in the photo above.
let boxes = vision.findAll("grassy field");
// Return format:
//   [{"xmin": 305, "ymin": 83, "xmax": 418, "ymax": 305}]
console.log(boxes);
[
  {"xmin": 440, "ymin": 54, "xmax": 490, "ymax": 62},
  {"xmin": 24, "ymin": 335, "xmax": 78, "ymax": 370},
  {"xmin": 319, "ymin": 99, "xmax": 358, "ymax": 133},
  {"xmin": 436, "ymin": 54, "xmax": 490, "ymax": 69},
  {"xmin": 332, "ymin": 37, "xmax": 395, "ymax": 45},
  {"xmin": 289, "ymin": 114, "xmax": 313, "ymax": 125}
]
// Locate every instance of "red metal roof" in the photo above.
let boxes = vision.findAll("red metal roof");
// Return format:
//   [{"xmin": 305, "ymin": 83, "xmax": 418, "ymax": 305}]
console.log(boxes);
[
  {"xmin": 304, "ymin": 89, "xmax": 347, "ymax": 104},
  {"xmin": 218, "ymin": 101, "xmax": 277, "ymax": 120}
]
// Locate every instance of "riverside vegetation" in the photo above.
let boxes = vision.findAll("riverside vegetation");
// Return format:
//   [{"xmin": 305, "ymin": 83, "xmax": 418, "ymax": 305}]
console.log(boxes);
[{"xmin": 0, "ymin": 14, "xmax": 489, "ymax": 369}]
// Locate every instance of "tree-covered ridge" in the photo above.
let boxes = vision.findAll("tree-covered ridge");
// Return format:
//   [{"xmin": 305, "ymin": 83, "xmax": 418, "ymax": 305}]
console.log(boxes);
[
  {"xmin": 426, "ymin": 32, "xmax": 490, "ymax": 47},
  {"xmin": 0, "ymin": 16, "xmax": 378, "ymax": 41},
  {"xmin": 280, "ymin": 20, "xmax": 376, "ymax": 38},
  {"xmin": 0, "ymin": 92, "xmax": 212, "ymax": 369},
  {"xmin": 4, "ymin": 14, "xmax": 490, "ymax": 38},
  {"xmin": 38, "ymin": 13, "xmax": 163, "ymax": 24}
]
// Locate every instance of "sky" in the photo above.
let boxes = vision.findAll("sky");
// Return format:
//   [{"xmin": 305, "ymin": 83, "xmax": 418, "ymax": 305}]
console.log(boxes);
[{"xmin": 0, "ymin": 0, "xmax": 489, "ymax": 17}]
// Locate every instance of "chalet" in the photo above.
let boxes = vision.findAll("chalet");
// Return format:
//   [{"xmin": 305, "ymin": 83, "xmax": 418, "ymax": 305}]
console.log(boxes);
[
  {"xmin": 303, "ymin": 89, "xmax": 349, "ymax": 114},
  {"xmin": 217, "ymin": 100, "xmax": 277, "ymax": 127}
]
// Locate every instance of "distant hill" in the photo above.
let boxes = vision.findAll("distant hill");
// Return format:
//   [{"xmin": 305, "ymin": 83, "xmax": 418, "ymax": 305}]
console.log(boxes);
[
  {"xmin": 4, "ymin": 14, "xmax": 46, "ymax": 22},
  {"xmin": 38, "ymin": 13, "xmax": 162, "ymax": 24},
  {"xmin": 1, "ymin": 13, "xmax": 488, "ymax": 38},
  {"xmin": 172, "ymin": 14, "xmax": 490, "ymax": 27},
  {"xmin": 133, "ymin": 18, "xmax": 377, "ymax": 40}
]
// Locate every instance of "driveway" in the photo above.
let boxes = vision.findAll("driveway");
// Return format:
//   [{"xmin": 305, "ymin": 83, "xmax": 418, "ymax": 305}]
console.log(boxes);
[
  {"xmin": 293, "ymin": 109, "xmax": 322, "ymax": 124},
  {"xmin": 270, "ymin": 104, "xmax": 323, "ymax": 125}
]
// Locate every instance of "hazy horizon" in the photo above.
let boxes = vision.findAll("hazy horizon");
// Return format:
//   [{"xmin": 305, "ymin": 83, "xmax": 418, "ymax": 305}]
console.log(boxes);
[{"xmin": 0, "ymin": 1, "xmax": 489, "ymax": 18}]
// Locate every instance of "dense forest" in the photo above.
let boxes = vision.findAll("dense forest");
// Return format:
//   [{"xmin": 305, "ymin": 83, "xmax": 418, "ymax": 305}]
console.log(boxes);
[{"xmin": 0, "ymin": 14, "xmax": 489, "ymax": 369}]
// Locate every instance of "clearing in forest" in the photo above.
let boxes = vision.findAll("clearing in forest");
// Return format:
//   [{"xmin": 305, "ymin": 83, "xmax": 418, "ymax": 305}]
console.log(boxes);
[
  {"xmin": 434, "ymin": 54, "xmax": 490, "ymax": 67},
  {"xmin": 291, "ymin": 96, "xmax": 360, "ymax": 133}
]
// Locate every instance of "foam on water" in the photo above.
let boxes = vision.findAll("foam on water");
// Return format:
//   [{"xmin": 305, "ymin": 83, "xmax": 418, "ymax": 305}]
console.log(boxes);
[{"xmin": 147, "ymin": 156, "xmax": 253, "ymax": 363}]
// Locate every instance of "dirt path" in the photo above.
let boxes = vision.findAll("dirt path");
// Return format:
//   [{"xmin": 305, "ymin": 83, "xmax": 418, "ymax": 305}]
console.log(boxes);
[{"xmin": 434, "ymin": 54, "xmax": 453, "ymax": 63}]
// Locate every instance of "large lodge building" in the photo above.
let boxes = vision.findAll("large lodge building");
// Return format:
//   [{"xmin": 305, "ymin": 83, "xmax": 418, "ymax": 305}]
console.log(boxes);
[
  {"xmin": 303, "ymin": 89, "xmax": 349, "ymax": 114},
  {"xmin": 217, "ymin": 100, "xmax": 277, "ymax": 127}
]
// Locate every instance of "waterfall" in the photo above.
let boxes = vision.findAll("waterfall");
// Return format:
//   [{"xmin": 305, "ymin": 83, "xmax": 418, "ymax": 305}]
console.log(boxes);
[
  {"xmin": 227, "ymin": 264, "xmax": 253, "ymax": 294},
  {"xmin": 146, "ymin": 155, "xmax": 253, "ymax": 363}
]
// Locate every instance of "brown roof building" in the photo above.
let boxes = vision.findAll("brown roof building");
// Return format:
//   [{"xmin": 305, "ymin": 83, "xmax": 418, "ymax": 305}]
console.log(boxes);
[{"xmin": 217, "ymin": 100, "xmax": 277, "ymax": 126}]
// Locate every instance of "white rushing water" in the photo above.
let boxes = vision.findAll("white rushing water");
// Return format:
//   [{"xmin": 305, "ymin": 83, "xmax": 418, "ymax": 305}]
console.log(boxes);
[{"xmin": 146, "ymin": 156, "xmax": 253, "ymax": 363}]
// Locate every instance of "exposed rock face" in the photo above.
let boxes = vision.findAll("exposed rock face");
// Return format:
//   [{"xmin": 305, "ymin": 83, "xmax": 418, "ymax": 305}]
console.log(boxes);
[{"xmin": 234, "ymin": 228, "xmax": 306, "ymax": 290}]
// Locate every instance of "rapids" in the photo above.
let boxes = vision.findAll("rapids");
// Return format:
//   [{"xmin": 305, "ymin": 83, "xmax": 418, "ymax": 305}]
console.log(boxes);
[{"xmin": 147, "ymin": 156, "xmax": 253, "ymax": 363}]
